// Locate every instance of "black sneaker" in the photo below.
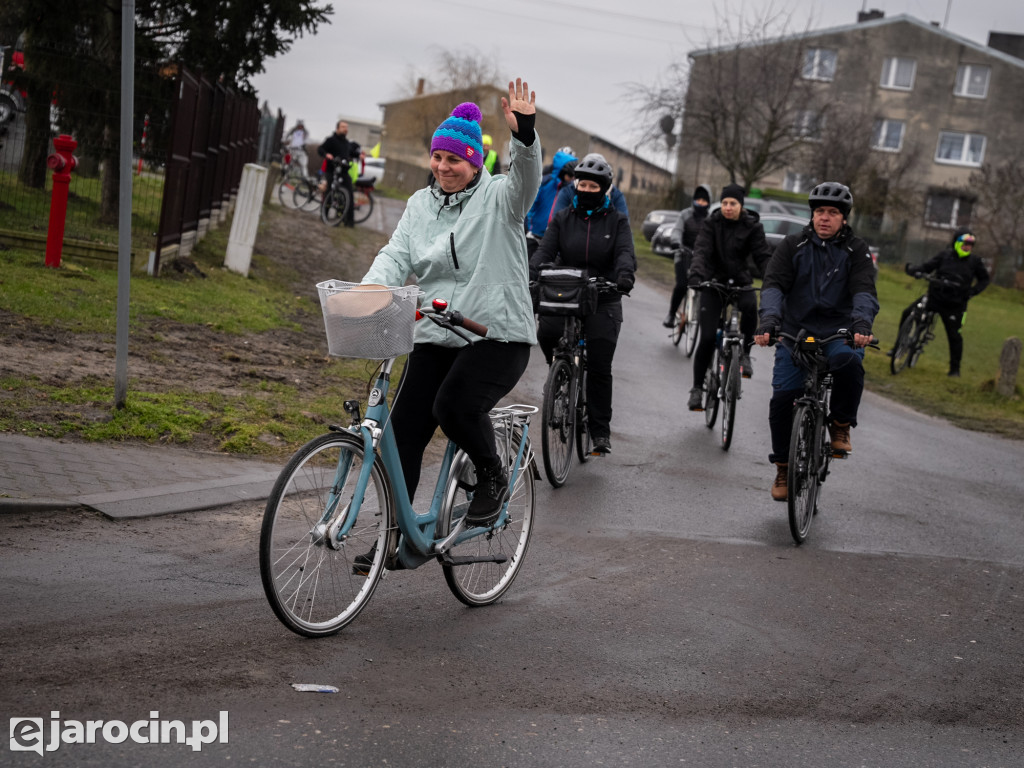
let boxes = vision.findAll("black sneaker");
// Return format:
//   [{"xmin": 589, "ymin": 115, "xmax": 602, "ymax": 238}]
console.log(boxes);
[
  {"xmin": 592, "ymin": 436, "xmax": 611, "ymax": 454},
  {"xmin": 688, "ymin": 387, "xmax": 704, "ymax": 411},
  {"xmin": 465, "ymin": 463, "xmax": 508, "ymax": 527},
  {"xmin": 662, "ymin": 313, "xmax": 676, "ymax": 328},
  {"xmin": 740, "ymin": 351, "xmax": 753, "ymax": 379},
  {"xmin": 352, "ymin": 544, "xmax": 376, "ymax": 576}
]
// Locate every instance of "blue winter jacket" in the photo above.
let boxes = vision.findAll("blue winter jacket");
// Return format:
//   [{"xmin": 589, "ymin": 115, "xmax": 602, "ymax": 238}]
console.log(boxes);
[{"xmin": 526, "ymin": 150, "xmax": 576, "ymax": 238}]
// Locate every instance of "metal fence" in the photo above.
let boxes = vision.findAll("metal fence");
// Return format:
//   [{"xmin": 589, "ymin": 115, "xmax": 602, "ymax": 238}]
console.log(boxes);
[{"xmin": 0, "ymin": 41, "xmax": 264, "ymax": 273}]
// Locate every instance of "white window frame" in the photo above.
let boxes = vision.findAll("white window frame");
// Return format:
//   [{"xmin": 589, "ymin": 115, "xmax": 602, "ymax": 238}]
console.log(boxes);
[
  {"xmin": 924, "ymin": 192, "xmax": 972, "ymax": 229},
  {"xmin": 872, "ymin": 118, "xmax": 906, "ymax": 152},
  {"xmin": 803, "ymin": 48, "xmax": 837, "ymax": 81},
  {"xmin": 880, "ymin": 57, "xmax": 916, "ymax": 90},
  {"xmin": 954, "ymin": 64, "xmax": 990, "ymax": 98},
  {"xmin": 783, "ymin": 172, "xmax": 814, "ymax": 194},
  {"xmin": 794, "ymin": 110, "xmax": 823, "ymax": 141},
  {"xmin": 935, "ymin": 131, "xmax": 986, "ymax": 166}
]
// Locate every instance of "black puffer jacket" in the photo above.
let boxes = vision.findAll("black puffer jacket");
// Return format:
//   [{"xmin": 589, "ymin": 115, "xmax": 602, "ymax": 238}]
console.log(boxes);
[
  {"xmin": 689, "ymin": 208, "xmax": 772, "ymax": 286},
  {"xmin": 908, "ymin": 228, "xmax": 990, "ymax": 305},
  {"xmin": 529, "ymin": 202, "xmax": 636, "ymax": 302}
]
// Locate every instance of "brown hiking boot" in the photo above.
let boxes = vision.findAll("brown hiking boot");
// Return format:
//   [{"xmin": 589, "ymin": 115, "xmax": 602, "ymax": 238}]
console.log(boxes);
[
  {"xmin": 771, "ymin": 462, "xmax": 788, "ymax": 502},
  {"xmin": 829, "ymin": 421, "xmax": 852, "ymax": 454}
]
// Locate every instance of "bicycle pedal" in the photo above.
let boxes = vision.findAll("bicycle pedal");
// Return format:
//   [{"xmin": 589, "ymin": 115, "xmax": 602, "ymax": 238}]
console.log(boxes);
[{"xmin": 831, "ymin": 449, "xmax": 849, "ymax": 459}]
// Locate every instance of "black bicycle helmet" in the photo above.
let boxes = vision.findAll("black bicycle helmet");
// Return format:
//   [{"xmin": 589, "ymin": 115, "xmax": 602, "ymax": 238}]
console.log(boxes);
[
  {"xmin": 574, "ymin": 153, "xmax": 613, "ymax": 191},
  {"xmin": 808, "ymin": 181, "xmax": 853, "ymax": 216},
  {"xmin": 560, "ymin": 159, "xmax": 578, "ymax": 179}
]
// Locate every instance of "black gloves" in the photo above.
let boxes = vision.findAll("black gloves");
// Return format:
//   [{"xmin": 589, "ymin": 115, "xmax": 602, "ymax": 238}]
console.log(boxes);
[
  {"xmin": 756, "ymin": 316, "xmax": 781, "ymax": 338},
  {"xmin": 616, "ymin": 275, "xmax": 634, "ymax": 295},
  {"xmin": 687, "ymin": 274, "xmax": 702, "ymax": 289},
  {"xmin": 905, "ymin": 263, "xmax": 923, "ymax": 278},
  {"xmin": 851, "ymin": 320, "xmax": 873, "ymax": 338}
]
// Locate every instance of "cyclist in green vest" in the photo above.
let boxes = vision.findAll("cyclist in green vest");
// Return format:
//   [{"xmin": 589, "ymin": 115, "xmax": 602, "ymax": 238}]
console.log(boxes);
[{"xmin": 482, "ymin": 134, "xmax": 501, "ymax": 174}]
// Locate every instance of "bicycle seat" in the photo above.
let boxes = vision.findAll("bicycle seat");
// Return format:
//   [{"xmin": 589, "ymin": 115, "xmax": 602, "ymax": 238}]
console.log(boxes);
[{"xmin": 355, "ymin": 176, "xmax": 375, "ymax": 188}]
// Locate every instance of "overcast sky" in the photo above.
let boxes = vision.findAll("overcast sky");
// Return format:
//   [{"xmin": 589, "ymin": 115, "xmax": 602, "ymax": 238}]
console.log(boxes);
[{"xmin": 251, "ymin": 0, "xmax": 1022, "ymax": 164}]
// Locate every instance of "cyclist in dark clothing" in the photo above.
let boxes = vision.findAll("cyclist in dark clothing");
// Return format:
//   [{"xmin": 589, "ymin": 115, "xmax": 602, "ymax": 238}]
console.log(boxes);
[
  {"xmin": 896, "ymin": 227, "xmax": 990, "ymax": 377},
  {"xmin": 317, "ymin": 120, "xmax": 362, "ymax": 227},
  {"xmin": 755, "ymin": 181, "xmax": 878, "ymax": 501},
  {"xmin": 529, "ymin": 153, "xmax": 636, "ymax": 455},
  {"xmin": 663, "ymin": 184, "xmax": 712, "ymax": 327},
  {"xmin": 687, "ymin": 183, "xmax": 772, "ymax": 410}
]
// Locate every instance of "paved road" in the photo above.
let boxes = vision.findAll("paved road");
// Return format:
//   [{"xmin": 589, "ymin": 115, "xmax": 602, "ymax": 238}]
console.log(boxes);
[{"xmin": 2, "ymin": 219, "xmax": 1022, "ymax": 767}]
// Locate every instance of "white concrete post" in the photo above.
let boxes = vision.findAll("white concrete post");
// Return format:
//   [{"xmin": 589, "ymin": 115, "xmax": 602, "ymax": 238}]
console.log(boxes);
[{"xmin": 224, "ymin": 163, "xmax": 269, "ymax": 276}]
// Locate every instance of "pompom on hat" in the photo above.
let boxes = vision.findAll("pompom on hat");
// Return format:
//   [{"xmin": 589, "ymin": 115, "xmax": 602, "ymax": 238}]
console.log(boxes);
[{"xmin": 431, "ymin": 102, "xmax": 485, "ymax": 169}]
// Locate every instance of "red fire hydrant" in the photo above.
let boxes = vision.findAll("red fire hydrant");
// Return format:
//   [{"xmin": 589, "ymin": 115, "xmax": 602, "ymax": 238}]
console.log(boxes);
[{"xmin": 45, "ymin": 134, "xmax": 79, "ymax": 268}]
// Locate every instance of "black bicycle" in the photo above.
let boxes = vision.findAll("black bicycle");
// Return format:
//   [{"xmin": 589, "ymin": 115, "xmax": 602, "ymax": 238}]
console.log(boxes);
[
  {"xmin": 699, "ymin": 280, "xmax": 758, "ymax": 451},
  {"xmin": 320, "ymin": 158, "xmax": 353, "ymax": 227},
  {"xmin": 534, "ymin": 272, "xmax": 617, "ymax": 488},
  {"xmin": 889, "ymin": 274, "xmax": 961, "ymax": 375},
  {"xmin": 774, "ymin": 329, "xmax": 877, "ymax": 544}
]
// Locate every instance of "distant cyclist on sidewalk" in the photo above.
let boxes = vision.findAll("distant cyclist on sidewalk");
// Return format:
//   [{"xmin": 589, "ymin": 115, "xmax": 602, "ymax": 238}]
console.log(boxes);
[
  {"xmin": 754, "ymin": 182, "xmax": 878, "ymax": 501},
  {"xmin": 529, "ymin": 153, "xmax": 636, "ymax": 455},
  {"xmin": 687, "ymin": 183, "xmax": 772, "ymax": 411},
  {"xmin": 317, "ymin": 120, "xmax": 363, "ymax": 227},
  {"xmin": 895, "ymin": 227, "xmax": 989, "ymax": 377}
]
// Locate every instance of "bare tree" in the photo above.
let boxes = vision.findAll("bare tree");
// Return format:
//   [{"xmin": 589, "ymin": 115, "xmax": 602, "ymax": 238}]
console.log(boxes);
[
  {"xmin": 969, "ymin": 153, "xmax": 1024, "ymax": 279},
  {"xmin": 642, "ymin": 6, "xmax": 819, "ymax": 188}
]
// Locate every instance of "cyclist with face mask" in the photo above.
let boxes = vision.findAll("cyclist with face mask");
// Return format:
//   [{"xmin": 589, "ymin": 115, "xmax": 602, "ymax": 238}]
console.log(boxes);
[{"xmin": 896, "ymin": 228, "xmax": 990, "ymax": 377}]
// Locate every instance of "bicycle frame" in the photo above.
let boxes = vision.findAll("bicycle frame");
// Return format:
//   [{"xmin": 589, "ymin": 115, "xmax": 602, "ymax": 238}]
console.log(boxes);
[{"xmin": 321, "ymin": 357, "xmax": 532, "ymax": 567}]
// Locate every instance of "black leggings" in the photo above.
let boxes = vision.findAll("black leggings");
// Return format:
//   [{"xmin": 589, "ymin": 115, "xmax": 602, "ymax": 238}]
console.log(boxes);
[
  {"xmin": 668, "ymin": 251, "xmax": 691, "ymax": 316},
  {"xmin": 692, "ymin": 288, "xmax": 756, "ymax": 388},
  {"xmin": 390, "ymin": 341, "xmax": 531, "ymax": 500}
]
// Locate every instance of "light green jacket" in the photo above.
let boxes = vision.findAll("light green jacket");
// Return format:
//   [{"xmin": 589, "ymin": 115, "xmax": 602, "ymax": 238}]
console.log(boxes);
[{"xmin": 362, "ymin": 134, "xmax": 542, "ymax": 347}]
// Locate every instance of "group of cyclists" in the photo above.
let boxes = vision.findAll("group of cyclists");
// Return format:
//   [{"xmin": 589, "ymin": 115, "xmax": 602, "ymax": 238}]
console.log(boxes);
[{"xmin": 356, "ymin": 76, "xmax": 990, "ymax": 513}]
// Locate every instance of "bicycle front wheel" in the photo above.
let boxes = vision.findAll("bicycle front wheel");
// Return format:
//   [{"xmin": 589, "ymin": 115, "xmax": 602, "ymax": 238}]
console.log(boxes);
[
  {"xmin": 703, "ymin": 349, "xmax": 720, "ymax": 429},
  {"xmin": 908, "ymin": 313, "xmax": 935, "ymax": 369},
  {"xmin": 541, "ymin": 357, "xmax": 575, "ymax": 487},
  {"xmin": 320, "ymin": 188, "xmax": 350, "ymax": 227},
  {"xmin": 352, "ymin": 187, "xmax": 374, "ymax": 224},
  {"xmin": 787, "ymin": 404, "xmax": 820, "ymax": 544},
  {"xmin": 574, "ymin": 363, "xmax": 592, "ymax": 463},
  {"xmin": 277, "ymin": 174, "xmax": 302, "ymax": 209},
  {"xmin": 437, "ymin": 425, "xmax": 536, "ymax": 607},
  {"xmin": 293, "ymin": 179, "xmax": 321, "ymax": 212},
  {"xmin": 683, "ymin": 289, "xmax": 700, "ymax": 357},
  {"xmin": 259, "ymin": 431, "xmax": 394, "ymax": 637},
  {"xmin": 720, "ymin": 347, "xmax": 741, "ymax": 451},
  {"xmin": 890, "ymin": 313, "xmax": 920, "ymax": 375}
]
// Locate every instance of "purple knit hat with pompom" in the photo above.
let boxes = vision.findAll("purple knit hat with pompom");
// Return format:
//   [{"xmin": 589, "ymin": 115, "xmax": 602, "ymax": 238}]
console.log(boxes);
[{"xmin": 431, "ymin": 102, "xmax": 485, "ymax": 169}]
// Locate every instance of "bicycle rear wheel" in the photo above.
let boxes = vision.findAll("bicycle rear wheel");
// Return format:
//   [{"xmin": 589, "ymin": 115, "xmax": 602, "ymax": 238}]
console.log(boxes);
[
  {"xmin": 720, "ymin": 347, "xmax": 741, "ymax": 451},
  {"xmin": 787, "ymin": 404, "xmax": 820, "ymax": 544},
  {"xmin": 890, "ymin": 313, "xmax": 921, "ymax": 374},
  {"xmin": 320, "ymin": 188, "xmax": 350, "ymax": 227},
  {"xmin": 574, "ymin": 364, "xmax": 592, "ymax": 463},
  {"xmin": 437, "ymin": 425, "xmax": 536, "ymax": 607},
  {"xmin": 293, "ymin": 179, "xmax": 322, "ymax": 212},
  {"xmin": 703, "ymin": 349, "xmax": 720, "ymax": 429},
  {"xmin": 908, "ymin": 314, "xmax": 935, "ymax": 368},
  {"xmin": 259, "ymin": 431, "xmax": 394, "ymax": 637},
  {"xmin": 683, "ymin": 289, "xmax": 700, "ymax": 357},
  {"xmin": 352, "ymin": 187, "xmax": 374, "ymax": 224},
  {"xmin": 541, "ymin": 357, "xmax": 575, "ymax": 487}
]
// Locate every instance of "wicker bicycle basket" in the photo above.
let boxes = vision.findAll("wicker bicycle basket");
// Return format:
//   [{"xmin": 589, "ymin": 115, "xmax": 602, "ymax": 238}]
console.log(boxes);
[{"xmin": 317, "ymin": 280, "xmax": 423, "ymax": 359}]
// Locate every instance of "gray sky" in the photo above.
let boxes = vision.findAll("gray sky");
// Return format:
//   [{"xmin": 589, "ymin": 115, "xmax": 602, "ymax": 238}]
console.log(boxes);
[{"xmin": 251, "ymin": 0, "xmax": 1022, "ymax": 164}]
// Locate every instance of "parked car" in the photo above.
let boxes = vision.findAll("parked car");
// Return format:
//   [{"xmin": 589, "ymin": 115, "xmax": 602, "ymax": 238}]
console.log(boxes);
[
  {"xmin": 651, "ymin": 218, "xmax": 680, "ymax": 257},
  {"xmin": 641, "ymin": 209, "xmax": 679, "ymax": 241}
]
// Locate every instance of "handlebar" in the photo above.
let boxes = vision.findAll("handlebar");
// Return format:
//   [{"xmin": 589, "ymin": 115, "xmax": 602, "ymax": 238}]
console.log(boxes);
[
  {"xmin": 771, "ymin": 329, "xmax": 879, "ymax": 350},
  {"xmin": 696, "ymin": 280, "xmax": 759, "ymax": 295},
  {"xmin": 417, "ymin": 302, "xmax": 488, "ymax": 343}
]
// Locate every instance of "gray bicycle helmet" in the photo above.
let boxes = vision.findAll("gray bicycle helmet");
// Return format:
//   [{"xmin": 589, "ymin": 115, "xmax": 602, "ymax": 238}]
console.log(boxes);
[
  {"xmin": 808, "ymin": 181, "xmax": 853, "ymax": 216},
  {"xmin": 574, "ymin": 153, "xmax": 613, "ymax": 191}
]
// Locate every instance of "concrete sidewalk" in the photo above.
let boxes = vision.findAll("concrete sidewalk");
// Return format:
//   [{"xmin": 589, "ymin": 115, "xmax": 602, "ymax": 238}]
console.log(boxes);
[{"xmin": 0, "ymin": 433, "xmax": 282, "ymax": 519}]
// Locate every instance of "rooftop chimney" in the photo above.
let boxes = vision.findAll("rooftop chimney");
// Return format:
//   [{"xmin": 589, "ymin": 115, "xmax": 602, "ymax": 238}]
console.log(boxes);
[
  {"xmin": 857, "ymin": 9, "xmax": 884, "ymax": 22},
  {"xmin": 988, "ymin": 32, "xmax": 1024, "ymax": 60}
]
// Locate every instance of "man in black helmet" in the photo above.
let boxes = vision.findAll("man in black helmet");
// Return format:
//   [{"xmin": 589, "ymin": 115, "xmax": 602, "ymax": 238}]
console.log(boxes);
[{"xmin": 754, "ymin": 182, "xmax": 878, "ymax": 502}]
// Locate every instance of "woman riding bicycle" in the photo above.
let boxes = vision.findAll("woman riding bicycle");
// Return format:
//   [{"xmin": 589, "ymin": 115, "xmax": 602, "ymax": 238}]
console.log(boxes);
[
  {"xmin": 686, "ymin": 184, "xmax": 772, "ymax": 411},
  {"xmin": 528, "ymin": 153, "xmax": 636, "ymax": 455},
  {"xmin": 359, "ymin": 79, "xmax": 542, "ymax": 527},
  {"xmin": 754, "ymin": 182, "xmax": 878, "ymax": 501}
]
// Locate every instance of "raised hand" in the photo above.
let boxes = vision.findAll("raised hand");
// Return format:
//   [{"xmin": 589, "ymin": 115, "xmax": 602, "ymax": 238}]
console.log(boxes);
[{"xmin": 501, "ymin": 78, "xmax": 535, "ymax": 133}]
